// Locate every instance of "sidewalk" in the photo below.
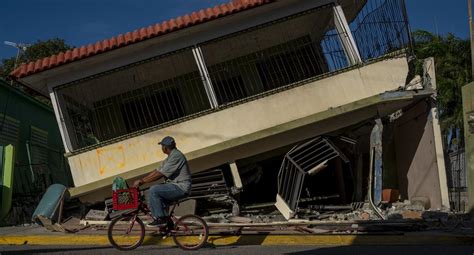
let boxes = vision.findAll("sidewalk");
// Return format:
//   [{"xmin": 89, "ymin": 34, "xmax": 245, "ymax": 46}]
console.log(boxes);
[{"xmin": 1, "ymin": 220, "xmax": 474, "ymax": 247}]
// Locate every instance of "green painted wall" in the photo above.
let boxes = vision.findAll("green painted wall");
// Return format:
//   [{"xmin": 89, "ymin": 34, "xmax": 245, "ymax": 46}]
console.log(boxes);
[{"xmin": 0, "ymin": 79, "xmax": 73, "ymax": 196}]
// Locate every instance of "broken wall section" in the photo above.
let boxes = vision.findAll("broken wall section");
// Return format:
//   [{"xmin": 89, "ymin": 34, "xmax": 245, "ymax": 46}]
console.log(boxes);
[
  {"xmin": 386, "ymin": 99, "xmax": 444, "ymax": 209},
  {"xmin": 383, "ymin": 58, "xmax": 449, "ymax": 210}
]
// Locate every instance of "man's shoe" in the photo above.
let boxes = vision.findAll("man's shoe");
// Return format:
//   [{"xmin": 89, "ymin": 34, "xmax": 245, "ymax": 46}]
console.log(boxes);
[{"xmin": 147, "ymin": 218, "xmax": 167, "ymax": 228}]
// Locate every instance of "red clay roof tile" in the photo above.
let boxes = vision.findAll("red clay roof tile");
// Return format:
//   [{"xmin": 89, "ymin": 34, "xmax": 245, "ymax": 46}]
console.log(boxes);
[{"xmin": 10, "ymin": 0, "xmax": 274, "ymax": 79}]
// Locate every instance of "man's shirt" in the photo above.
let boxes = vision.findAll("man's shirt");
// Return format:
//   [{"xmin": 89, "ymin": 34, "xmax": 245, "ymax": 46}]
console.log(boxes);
[{"xmin": 157, "ymin": 148, "xmax": 192, "ymax": 193}]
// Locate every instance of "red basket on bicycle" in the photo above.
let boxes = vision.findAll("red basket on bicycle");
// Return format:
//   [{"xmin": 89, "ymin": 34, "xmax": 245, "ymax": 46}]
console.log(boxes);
[{"xmin": 112, "ymin": 188, "xmax": 139, "ymax": 210}]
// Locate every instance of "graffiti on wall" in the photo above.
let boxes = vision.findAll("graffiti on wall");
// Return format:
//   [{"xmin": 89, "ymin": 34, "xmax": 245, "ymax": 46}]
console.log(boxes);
[{"xmin": 97, "ymin": 145, "xmax": 126, "ymax": 176}]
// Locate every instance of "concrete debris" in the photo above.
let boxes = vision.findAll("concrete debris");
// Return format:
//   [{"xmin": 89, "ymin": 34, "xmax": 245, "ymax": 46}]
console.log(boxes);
[
  {"xmin": 400, "ymin": 210, "xmax": 423, "ymax": 220},
  {"xmin": 410, "ymin": 197, "xmax": 431, "ymax": 210},
  {"xmin": 37, "ymin": 215, "xmax": 67, "ymax": 232},
  {"xmin": 203, "ymin": 214, "xmax": 230, "ymax": 224},
  {"xmin": 85, "ymin": 210, "xmax": 108, "ymax": 221},
  {"xmin": 405, "ymin": 75, "xmax": 423, "ymax": 90},
  {"xmin": 228, "ymin": 216, "xmax": 253, "ymax": 223},
  {"xmin": 359, "ymin": 212, "xmax": 370, "ymax": 220}
]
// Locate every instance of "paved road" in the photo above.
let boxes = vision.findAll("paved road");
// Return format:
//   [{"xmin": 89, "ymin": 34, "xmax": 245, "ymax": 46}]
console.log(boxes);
[{"xmin": 0, "ymin": 245, "xmax": 473, "ymax": 255}]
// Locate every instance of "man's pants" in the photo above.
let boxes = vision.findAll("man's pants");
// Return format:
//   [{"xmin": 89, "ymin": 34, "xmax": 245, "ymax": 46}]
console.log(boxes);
[{"xmin": 148, "ymin": 183, "xmax": 187, "ymax": 218}]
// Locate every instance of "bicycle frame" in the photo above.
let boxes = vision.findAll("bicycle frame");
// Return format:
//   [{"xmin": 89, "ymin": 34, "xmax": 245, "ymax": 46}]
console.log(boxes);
[
  {"xmin": 108, "ymin": 186, "xmax": 209, "ymax": 251},
  {"xmin": 124, "ymin": 187, "xmax": 181, "ymax": 233}
]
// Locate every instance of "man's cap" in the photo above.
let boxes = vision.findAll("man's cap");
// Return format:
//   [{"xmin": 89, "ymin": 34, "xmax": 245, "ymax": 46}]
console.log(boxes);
[{"xmin": 159, "ymin": 136, "xmax": 176, "ymax": 146}]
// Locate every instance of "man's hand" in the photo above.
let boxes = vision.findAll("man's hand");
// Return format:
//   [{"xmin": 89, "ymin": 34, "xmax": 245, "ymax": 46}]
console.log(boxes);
[
  {"xmin": 132, "ymin": 171, "xmax": 163, "ymax": 188},
  {"xmin": 133, "ymin": 179, "xmax": 142, "ymax": 187}
]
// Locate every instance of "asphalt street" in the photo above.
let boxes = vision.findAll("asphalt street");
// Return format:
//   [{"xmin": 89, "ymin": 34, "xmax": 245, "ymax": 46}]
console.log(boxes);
[{"xmin": 0, "ymin": 245, "xmax": 473, "ymax": 255}]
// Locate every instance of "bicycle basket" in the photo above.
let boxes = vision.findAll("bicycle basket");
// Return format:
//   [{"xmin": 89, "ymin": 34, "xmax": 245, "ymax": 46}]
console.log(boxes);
[{"xmin": 112, "ymin": 188, "xmax": 139, "ymax": 210}]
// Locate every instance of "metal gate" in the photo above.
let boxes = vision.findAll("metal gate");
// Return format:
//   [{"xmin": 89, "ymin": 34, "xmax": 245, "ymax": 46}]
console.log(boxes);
[{"xmin": 276, "ymin": 137, "xmax": 348, "ymax": 219}]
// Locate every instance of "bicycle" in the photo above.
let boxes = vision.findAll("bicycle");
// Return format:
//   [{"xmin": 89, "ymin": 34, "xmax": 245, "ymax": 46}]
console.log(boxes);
[{"xmin": 107, "ymin": 187, "xmax": 209, "ymax": 251}]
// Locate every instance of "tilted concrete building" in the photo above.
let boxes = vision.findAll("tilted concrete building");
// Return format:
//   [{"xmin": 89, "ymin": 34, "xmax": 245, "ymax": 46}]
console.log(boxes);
[{"xmin": 10, "ymin": 0, "xmax": 449, "ymax": 216}]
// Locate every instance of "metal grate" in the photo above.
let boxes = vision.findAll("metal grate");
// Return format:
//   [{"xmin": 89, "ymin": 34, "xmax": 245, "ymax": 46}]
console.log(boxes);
[
  {"xmin": 189, "ymin": 169, "xmax": 230, "ymax": 198},
  {"xmin": 348, "ymin": 0, "xmax": 411, "ymax": 61},
  {"xmin": 277, "ymin": 137, "xmax": 348, "ymax": 212},
  {"xmin": 55, "ymin": 49, "xmax": 211, "ymax": 150},
  {"xmin": 446, "ymin": 149, "xmax": 467, "ymax": 212},
  {"xmin": 200, "ymin": 5, "xmax": 349, "ymax": 105},
  {"xmin": 30, "ymin": 126, "xmax": 49, "ymax": 165},
  {"xmin": 53, "ymin": 2, "xmax": 411, "ymax": 151},
  {"xmin": 0, "ymin": 114, "xmax": 20, "ymax": 149},
  {"xmin": 447, "ymin": 150, "xmax": 466, "ymax": 189}
]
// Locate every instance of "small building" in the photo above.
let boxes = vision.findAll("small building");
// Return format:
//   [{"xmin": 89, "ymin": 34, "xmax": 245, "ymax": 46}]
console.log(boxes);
[
  {"xmin": 10, "ymin": 0, "xmax": 450, "ymax": 217},
  {"xmin": 0, "ymin": 79, "xmax": 72, "ymax": 224}
]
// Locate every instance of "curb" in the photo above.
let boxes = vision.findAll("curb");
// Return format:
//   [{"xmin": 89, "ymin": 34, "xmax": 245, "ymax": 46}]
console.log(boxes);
[{"xmin": 1, "ymin": 234, "xmax": 473, "ymax": 246}]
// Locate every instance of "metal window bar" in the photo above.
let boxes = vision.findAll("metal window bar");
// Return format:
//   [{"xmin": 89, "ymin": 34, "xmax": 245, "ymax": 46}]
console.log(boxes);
[
  {"xmin": 200, "ymin": 4, "xmax": 350, "ymax": 106},
  {"xmin": 348, "ymin": 0, "xmax": 411, "ymax": 61},
  {"xmin": 446, "ymin": 149, "xmax": 467, "ymax": 211},
  {"xmin": 54, "ymin": 49, "xmax": 211, "ymax": 150},
  {"xmin": 188, "ymin": 168, "xmax": 230, "ymax": 198},
  {"xmin": 277, "ymin": 137, "xmax": 348, "ymax": 211},
  {"xmin": 53, "ymin": 2, "xmax": 410, "ymax": 152}
]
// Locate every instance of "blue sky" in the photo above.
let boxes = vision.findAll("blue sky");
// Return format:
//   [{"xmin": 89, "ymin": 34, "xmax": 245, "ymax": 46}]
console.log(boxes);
[{"xmin": 0, "ymin": 0, "xmax": 469, "ymax": 60}]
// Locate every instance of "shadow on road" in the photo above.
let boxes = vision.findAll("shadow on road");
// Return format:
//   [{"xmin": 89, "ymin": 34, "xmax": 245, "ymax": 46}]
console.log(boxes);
[
  {"xmin": 0, "ymin": 246, "xmax": 111, "ymax": 254},
  {"xmin": 283, "ymin": 245, "xmax": 474, "ymax": 255}
]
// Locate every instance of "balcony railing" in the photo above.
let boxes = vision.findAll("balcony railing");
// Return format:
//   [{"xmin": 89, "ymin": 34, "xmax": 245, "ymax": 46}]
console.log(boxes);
[
  {"xmin": 348, "ymin": 0, "xmax": 411, "ymax": 61},
  {"xmin": 54, "ymin": 0, "xmax": 411, "ymax": 152}
]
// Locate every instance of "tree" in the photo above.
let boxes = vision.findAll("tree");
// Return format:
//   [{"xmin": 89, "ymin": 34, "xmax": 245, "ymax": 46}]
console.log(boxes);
[
  {"xmin": 413, "ymin": 30, "xmax": 471, "ymax": 146},
  {"xmin": 0, "ymin": 38, "xmax": 72, "ymax": 80},
  {"xmin": 0, "ymin": 39, "xmax": 73, "ymax": 105}
]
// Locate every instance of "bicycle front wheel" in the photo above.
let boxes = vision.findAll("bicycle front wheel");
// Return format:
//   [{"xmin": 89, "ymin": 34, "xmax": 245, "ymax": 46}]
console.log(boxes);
[
  {"xmin": 108, "ymin": 215, "xmax": 145, "ymax": 251},
  {"xmin": 172, "ymin": 214, "xmax": 209, "ymax": 250}
]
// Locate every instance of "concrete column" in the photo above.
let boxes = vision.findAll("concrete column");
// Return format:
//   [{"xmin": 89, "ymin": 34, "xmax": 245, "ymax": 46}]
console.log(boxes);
[
  {"xmin": 424, "ymin": 58, "xmax": 450, "ymax": 209},
  {"xmin": 48, "ymin": 87, "xmax": 73, "ymax": 153},
  {"xmin": 229, "ymin": 162, "xmax": 243, "ymax": 190},
  {"xmin": 192, "ymin": 46, "xmax": 219, "ymax": 108},
  {"xmin": 333, "ymin": 5, "xmax": 362, "ymax": 65},
  {"xmin": 370, "ymin": 119, "xmax": 383, "ymax": 205}
]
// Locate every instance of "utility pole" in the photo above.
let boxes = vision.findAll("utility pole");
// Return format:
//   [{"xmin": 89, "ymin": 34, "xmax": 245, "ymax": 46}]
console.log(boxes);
[
  {"xmin": 4, "ymin": 41, "xmax": 30, "ymax": 86},
  {"xmin": 469, "ymin": 0, "xmax": 474, "ymax": 80}
]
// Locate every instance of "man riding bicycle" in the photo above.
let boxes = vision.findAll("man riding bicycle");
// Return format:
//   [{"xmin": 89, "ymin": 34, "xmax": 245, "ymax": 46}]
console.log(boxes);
[{"xmin": 133, "ymin": 136, "xmax": 191, "ymax": 227}]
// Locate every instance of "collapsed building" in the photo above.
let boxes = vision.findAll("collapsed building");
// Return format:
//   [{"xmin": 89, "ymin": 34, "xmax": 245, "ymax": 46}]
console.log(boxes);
[{"xmin": 9, "ymin": 0, "xmax": 450, "ymax": 221}]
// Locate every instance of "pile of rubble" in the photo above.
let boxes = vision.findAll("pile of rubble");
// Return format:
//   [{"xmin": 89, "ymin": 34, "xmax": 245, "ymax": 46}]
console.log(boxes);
[
  {"xmin": 198, "ymin": 198, "xmax": 453, "ymax": 225},
  {"xmin": 306, "ymin": 198, "xmax": 452, "ymax": 222}
]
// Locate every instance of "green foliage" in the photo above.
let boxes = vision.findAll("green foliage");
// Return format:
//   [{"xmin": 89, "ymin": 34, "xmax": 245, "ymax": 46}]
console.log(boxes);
[
  {"xmin": 0, "ymin": 38, "xmax": 72, "ymax": 79},
  {"xmin": 0, "ymin": 39, "xmax": 72, "ymax": 105},
  {"xmin": 413, "ymin": 30, "xmax": 471, "ymax": 140}
]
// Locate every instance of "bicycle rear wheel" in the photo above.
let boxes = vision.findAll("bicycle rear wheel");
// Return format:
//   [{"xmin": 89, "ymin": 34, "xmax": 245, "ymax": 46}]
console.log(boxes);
[
  {"xmin": 172, "ymin": 214, "xmax": 209, "ymax": 250},
  {"xmin": 108, "ymin": 215, "xmax": 145, "ymax": 251}
]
